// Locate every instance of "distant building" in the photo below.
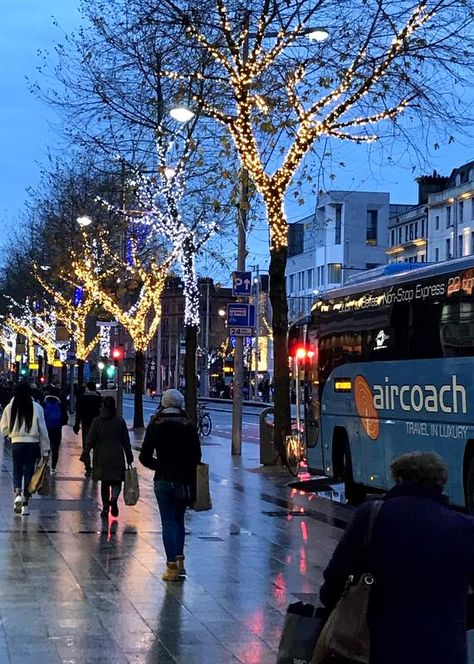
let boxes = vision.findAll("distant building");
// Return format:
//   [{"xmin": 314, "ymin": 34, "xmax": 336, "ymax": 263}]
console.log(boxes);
[
  {"xmin": 386, "ymin": 173, "xmax": 447, "ymax": 264},
  {"xmin": 286, "ymin": 190, "xmax": 399, "ymax": 320},
  {"xmin": 427, "ymin": 161, "xmax": 474, "ymax": 262}
]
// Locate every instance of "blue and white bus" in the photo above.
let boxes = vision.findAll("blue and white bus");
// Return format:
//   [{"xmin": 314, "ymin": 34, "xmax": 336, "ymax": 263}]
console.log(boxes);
[{"xmin": 291, "ymin": 257, "xmax": 474, "ymax": 508}]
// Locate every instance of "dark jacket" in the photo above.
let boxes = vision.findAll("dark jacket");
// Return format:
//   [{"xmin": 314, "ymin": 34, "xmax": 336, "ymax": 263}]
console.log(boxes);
[
  {"xmin": 139, "ymin": 408, "xmax": 201, "ymax": 491},
  {"xmin": 320, "ymin": 483, "xmax": 474, "ymax": 664},
  {"xmin": 43, "ymin": 394, "xmax": 68, "ymax": 431},
  {"xmin": 85, "ymin": 411, "xmax": 133, "ymax": 482},
  {"xmin": 74, "ymin": 391, "xmax": 102, "ymax": 432}
]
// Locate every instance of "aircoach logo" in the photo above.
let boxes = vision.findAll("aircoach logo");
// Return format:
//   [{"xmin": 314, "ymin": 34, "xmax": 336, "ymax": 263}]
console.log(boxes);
[
  {"xmin": 372, "ymin": 375, "xmax": 467, "ymax": 414},
  {"xmin": 354, "ymin": 375, "xmax": 380, "ymax": 440}
]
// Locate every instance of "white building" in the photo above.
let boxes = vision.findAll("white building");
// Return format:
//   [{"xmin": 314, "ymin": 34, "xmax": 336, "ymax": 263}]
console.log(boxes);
[
  {"xmin": 427, "ymin": 161, "xmax": 474, "ymax": 262},
  {"xmin": 286, "ymin": 190, "xmax": 395, "ymax": 320}
]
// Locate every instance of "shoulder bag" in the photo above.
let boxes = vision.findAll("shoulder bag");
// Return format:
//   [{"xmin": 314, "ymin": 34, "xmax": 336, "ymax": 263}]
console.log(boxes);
[{"xmin": 312, "ymin": 500, "xmax": 383, "ymax": 664}]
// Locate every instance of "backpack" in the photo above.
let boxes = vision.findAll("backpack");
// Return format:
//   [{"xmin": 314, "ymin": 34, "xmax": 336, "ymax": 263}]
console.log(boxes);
[{"xmin": 44, "ymin": 399, "xmax": 62, "ymax": 430}]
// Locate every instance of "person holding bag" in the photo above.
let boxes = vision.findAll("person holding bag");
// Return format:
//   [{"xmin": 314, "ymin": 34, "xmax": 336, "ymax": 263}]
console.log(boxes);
[
  {"xmin": 316, "ymin": 452, "xmax": 474, "ymax": 664},
  {"xmin": 0, "ymin": 382, "xmax": 50, "ymax": 515},
  {"xmin": 83, "ymin": 396, "xmax": 133, "ymax": 518},
  {"xmin": 139, "ymin": 389, "xmax": 201, "ymax": 582}
]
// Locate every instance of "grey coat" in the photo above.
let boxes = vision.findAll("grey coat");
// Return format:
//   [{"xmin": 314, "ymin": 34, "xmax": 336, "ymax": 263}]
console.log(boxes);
[{"xmin": 85, "ymin": 413, "xmax": 133, "ymax": 482}]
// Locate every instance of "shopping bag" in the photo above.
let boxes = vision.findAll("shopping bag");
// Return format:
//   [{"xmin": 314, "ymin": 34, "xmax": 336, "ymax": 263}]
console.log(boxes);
[
  {"xmin": 28, "ymin": 457, "xmax": 48, "ymax": 494},
  {"xmin": 38, "ymin": 462, "xmax": 50, "ymax": 496},
  {"xmin": 277, "ymin": 602, "xmax": 327, "ymax": 664},
  {"xmin": 124, "ymin": 466, "xmax": 140, "ymax": 506},
  {"xmin": 191, "ymin": 462, "xmax": 212, "ymax": 511}
]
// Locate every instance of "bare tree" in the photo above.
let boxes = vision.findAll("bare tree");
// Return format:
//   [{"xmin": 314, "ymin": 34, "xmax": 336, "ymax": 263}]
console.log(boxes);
[{"xmin": 146, "ymin": 0, "xmax": 474, "ymax": 453}]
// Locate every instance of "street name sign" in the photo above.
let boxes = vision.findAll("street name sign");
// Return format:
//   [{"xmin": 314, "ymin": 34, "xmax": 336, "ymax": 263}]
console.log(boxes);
[
  {"xmin": 227, "ymin": 303, "xmax": 255, "ymax": 327},
  {"xmin": 232, "ymin": 271, "xmax": 252, "ymax": 297},
  {"xmin": 229, "ymin": 326, "xmax": 253, "ymax": 337}
]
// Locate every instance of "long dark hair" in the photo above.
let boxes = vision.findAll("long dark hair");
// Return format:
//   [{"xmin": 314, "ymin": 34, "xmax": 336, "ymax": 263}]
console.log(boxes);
[{"xmin": 10, "ymin": 383, "xmax": 34, "ymax": 432}]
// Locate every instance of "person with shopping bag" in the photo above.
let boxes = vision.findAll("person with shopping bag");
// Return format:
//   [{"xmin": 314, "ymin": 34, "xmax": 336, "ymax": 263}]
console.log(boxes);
[
  {"xmin": 139, "ymin": 389, "xmax": 201, "ymax": 582},
  {"xmin": 316, "ymin": 452, "xmax": 474, "ymax": 664},
  {"xmin": 0, "ymin": 382, "xmax": 50, "ymax": 515},
  {"xmin": 82, "ymin": 396, "xmax": 134, "ymax": 518}
]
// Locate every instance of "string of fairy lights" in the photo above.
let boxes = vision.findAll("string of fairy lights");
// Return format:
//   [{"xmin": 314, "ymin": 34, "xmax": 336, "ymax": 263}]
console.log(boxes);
[{"xmin": 164, "ymin": 0, "xmax": 436, "ymax": 251}]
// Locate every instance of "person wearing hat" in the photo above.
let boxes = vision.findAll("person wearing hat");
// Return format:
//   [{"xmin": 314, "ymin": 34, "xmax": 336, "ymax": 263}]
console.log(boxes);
[{"xmin": 139, "ymin": 389, "xmax": 201, "ymax": 582}]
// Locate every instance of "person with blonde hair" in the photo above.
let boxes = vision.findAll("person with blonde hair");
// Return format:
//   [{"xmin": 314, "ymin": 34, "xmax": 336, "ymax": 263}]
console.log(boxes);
[{"xmin": 319, "ymin": 451, "xmax": 474, "ymax": 664}]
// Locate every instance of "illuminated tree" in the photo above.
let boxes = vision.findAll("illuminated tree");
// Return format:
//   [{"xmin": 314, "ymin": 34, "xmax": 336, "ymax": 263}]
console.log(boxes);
[
  {"xmin": 155, "ymin": 0, "xmax": 474, "ymax": 452},
  {"xmin": 34, "ymin": 269, "xmax": 101, "ymax": 387},
  {"xmin": 70, "ymin": 232, "xmax": 172, "ymax": 427}
]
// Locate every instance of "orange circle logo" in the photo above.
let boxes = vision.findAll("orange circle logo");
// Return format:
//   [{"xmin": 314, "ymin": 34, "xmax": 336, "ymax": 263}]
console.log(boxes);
[{"xmin": 354, "ymin": 375, "xmax": 379, "ymax": 440}]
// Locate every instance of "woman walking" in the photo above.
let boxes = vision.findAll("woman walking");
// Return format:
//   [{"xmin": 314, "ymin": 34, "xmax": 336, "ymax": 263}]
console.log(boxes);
[
  {"xmin": 0, "ymin": 382, "xmax": 50, "ymax": 515},
  {"xmin": 139, "ymin": 389, "xmax": 201, "ymax": 582},
  {"xmin": 83, "ymin": 396, "xmax": 133, "ymax": 518}
]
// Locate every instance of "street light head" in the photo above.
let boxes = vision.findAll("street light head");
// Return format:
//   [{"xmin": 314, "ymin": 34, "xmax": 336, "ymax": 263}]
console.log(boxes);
[
  {"xmin": 164, "ymin": 166, "xmax": 176, "ymax": 180},
  {"xmin": 218, "ymin": 308, "xmax": 226, "ymax": 317},
  {"xmin": 169, "ymin": 106, "xmax": 195, "ymax": 123},
  {"xmin": 77, "ymin": 215, "xmax": 93, "ymax": 227},
  {"xmin": 306, "ymin": 28, "xmax": 329, "ymax": 42}
]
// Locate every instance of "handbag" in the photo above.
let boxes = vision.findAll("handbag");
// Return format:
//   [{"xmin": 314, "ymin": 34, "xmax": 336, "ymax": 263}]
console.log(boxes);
[
  {"xmin": 28, "ymin": 457, "xmax": 49, "ymax": 495},
  {"xmin": 124, "ymin": 466, "xmax": 140, "ymax": 506},
  {"xmin": 38, "ymin": 462, "xmax": 50, "ymax": 496},
  {"xmin": 312, "ymin": 501, "xmax": 383, "ymax": 664},
  {"xmin": 191, "ymin": 462, "xmax": 212, "ymax": 511},
  {"xmin": 277, "ymin": 602, "xmax": 328, "ymax": 664}
]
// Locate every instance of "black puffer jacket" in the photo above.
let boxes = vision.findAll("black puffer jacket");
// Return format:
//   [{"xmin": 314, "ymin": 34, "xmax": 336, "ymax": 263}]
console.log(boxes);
[{"xmin": 139, "ymin": 408, "xmax": 201, "ymax": 490}]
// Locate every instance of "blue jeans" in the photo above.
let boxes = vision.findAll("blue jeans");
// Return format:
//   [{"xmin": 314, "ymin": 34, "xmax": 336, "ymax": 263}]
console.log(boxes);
[
  {"xmin": 12, "ymin": 443, "xmax": 40, "ymax": 500},
  {"xmin": 154, "ymin": 480, "xmax": 187, "ymax": 562}
]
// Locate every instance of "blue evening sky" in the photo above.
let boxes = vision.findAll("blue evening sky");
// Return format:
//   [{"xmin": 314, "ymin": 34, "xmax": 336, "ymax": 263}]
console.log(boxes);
[{"xmin": 0, "ymin": 1, "xmax": 472, "ymax": 274}]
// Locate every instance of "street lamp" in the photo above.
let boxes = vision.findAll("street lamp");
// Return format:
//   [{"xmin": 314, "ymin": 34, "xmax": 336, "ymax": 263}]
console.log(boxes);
[
  {"xmin": 169, "ymin": 107, "xmax": 195, "ymax": 123},
  {"xmin": 77, "ymin": 215, "xmax": 93, "ymax": 227},
  {"xmin": 306, "ymin": 28, "xmax": 330, "ymax": 42}
]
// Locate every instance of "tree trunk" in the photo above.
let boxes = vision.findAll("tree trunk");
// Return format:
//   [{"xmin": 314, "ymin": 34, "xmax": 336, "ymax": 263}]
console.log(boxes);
[
  {"xmin": 184, "ymin": 324, "xmax": 198, "ymax": 425},
  {"xmin": 47, "ymin": 363, "xmax": 53, "ymax": 384},
  {"xmin": 268, "ymin": 243, "xmax": 291, "ymax": 456},
  {"xmin": 133, "ymin": 350, "xmax": 145, "ymax": 429}
]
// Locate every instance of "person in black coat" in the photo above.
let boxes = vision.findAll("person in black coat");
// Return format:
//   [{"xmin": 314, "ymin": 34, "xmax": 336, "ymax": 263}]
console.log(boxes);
[
  {"xmin": 319, "ymin": 451, "xmax": 474, "ymax": 664},
  {"xmin": 139, "ymin": 389, "xmax": 201, "ymax": 582},
  {"xmin": 83, "ymin": 396, "xmax": 133, "ymax": 518},
  {"xmin": 73, "ymin": 381, "xmax": 102, "ymax": 477}
]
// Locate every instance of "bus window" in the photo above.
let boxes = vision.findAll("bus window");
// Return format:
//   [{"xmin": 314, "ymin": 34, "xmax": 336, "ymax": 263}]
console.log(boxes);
[
  {"xmin": 410, "ymin": 300, "xmax": 443, "ymax": 359},
  {"xmin": 441, "ymin": 298, "xmax": 474, "ymax": 356}
]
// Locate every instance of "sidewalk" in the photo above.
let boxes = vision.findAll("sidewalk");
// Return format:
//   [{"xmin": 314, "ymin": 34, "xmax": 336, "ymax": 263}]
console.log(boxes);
[{"xmin": 0, "ymin": 425, "xmax": 355, "ymax": 664}]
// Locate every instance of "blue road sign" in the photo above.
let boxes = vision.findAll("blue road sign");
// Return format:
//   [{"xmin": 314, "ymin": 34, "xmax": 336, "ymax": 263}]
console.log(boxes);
[
  {"xmin": 232, "ymin": 271, "xmax": 252, "ymax": 297},
  {"xmin": 227, "ymin": 303, "xmax": 255, "ymax": 327}
]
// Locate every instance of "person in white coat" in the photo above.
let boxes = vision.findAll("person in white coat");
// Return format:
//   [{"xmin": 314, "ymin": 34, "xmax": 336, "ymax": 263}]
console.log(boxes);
[{"xmin": 0, "ymin": 382, "xmax": 50, "ymax": 515}]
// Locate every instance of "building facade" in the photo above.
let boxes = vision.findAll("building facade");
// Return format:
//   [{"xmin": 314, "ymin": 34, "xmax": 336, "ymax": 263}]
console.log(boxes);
[{"xmin": 286, "ymin": 190, "xmax": 394, "ymax": 320}]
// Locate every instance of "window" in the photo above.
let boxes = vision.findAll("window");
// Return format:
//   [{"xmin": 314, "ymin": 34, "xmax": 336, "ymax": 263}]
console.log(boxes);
[
  {"xmin": 446, "ymin": 238, "xmax": 451, "ymax": 259},
  {"xmin": 435, "ymin": 248, "xmax": 439, "ymax": 262},
  {"xmin": 446, "ymin": 206, "xmax": 452, "ymax": 228},
  {"xmin": 289, "ymin": 274, "xmax": 295, "ymax": 293},
  {"xmin": 298, "ymin": 271, "xmax": 305, "ymax": 292},
  {"xmin": 420, "ymin": 219, "xmax": 424, "ymax": 236},
  {"xmin": 458, "ymin": 234, "xmax": 463, "ymax": 257},
  {"xmin": 366, "ymin": 210, "xmax": 378, "ymax": 245},
  {"xmin": 405, "ymin": 225, "xmax": 409, "ymax": 242},
  {"xmin": 435, "ymin": 215, "xmax": 440, "ymax": 230},
  {"xmin": 398, "ymin": 228, "xmax": 402, "ymax": 243},
  {"xmin": 472, "ymin": 231, "xmax": 474, "ymax": 255},
  {"xmin": 328, "ymin": 263, "xmax": 342, "ymax": 283},
  {"xmin": 307, "ymin": 269, "xmax": 313, "ymax": 290},
  {"xmin": 409, "ymin": 224, "xmax": 414, "ymax": 240},
  {"xmin": 391, "ymin": 230, "xmax": 395, "ymax": 246},
  {"xmin": 317, "ymin": 266, "xmax": 325, "ymax": 287},
  {"xmin": 366, "ymin": 263, "xmax": 379, "ymax": 269},
  {"xmin": 459, "ymin": 201, "xmax": 464, "ymax": 223},
  {"xmin": 334, "ymin": 204, "xmax": 342, "ymax": 245}
]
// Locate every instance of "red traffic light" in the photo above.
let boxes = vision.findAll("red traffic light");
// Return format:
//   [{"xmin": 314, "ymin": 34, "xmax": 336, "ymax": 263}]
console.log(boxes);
[
  {"xmin": 112, "ymin": 347, "xmax": 123, "ymax": 361},
  {"xmin": 294, "ymin": 346, "xmax": 316, "ymax": 362}
]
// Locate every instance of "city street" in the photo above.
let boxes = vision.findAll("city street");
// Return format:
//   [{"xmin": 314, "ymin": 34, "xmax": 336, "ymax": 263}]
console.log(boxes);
[{"xmin": 1, "ymin": 419, "xmax": 474, "ymax": 663}]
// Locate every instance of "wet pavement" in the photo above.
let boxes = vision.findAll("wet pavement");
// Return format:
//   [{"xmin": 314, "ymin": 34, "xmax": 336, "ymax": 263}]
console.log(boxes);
[{"xmin": 1, "ymin": 424, "xmax": 474, "ymax": 663}]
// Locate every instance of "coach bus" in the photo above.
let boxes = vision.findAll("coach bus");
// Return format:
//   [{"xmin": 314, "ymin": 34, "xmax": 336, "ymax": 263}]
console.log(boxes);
[{"xmin": 290, "ymin": 257, "xmax": 474, "ymax": 509}]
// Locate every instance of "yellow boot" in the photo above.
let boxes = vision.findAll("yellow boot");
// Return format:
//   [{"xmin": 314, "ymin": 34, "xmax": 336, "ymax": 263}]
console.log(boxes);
[
  {"xmin": 162, "ymin": 562, "xmax": 182, "ymax": 582},
  {"xmin": 176, "ymin": 555, "xmax": 187, "ymax": 577}
]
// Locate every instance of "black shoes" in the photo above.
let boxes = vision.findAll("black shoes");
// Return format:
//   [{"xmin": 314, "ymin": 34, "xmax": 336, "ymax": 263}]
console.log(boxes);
[
  {"xmin": 110, "ymin": 500, "xmax": 119, "ymax": 518},
  {"xmin": 85, "ymin": 469, "xmax": 92, "ymax": 478},
  {"xmin": 100, "ymin": 506, "xmax": 109, "ymax": 518}
]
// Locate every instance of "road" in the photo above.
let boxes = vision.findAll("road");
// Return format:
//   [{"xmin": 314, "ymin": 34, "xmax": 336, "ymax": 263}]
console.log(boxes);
[{"xmin": 123, "ymin": 396, "xmax": 261, "ymax": 444}]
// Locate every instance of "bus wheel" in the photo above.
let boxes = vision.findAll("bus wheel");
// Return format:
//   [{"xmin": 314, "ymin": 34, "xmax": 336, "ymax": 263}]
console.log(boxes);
[
  {"xmin": 466, "ymin": 458, "xmax": 474, "ymax": 513},
  {"xmin": 343, "ymin": 444, "xmax": 367, "ymax": 507}
]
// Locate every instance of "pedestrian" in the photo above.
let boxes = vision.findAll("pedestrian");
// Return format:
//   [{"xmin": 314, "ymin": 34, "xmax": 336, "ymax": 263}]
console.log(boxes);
[
  {"xmin": 82, "ymin": 396, "xmax": 133, "ymax": 518},
  {"xmin": 318, "ymin": 452, "xmax": 474, "ymax": 664},
  {"xmin": 139, "ymin": 388, "xmax": 201, "ymax": 582},
  {"xmin": 73, "ymin": 381, "xmax": 102, "ymax": 477},
  {"xmin": 43, "ymin": 385, "xmax": 69, "ymax": 475},
  {"xmin": 0, "ymin": 382, "xmax": 50, "ymax": 515}
]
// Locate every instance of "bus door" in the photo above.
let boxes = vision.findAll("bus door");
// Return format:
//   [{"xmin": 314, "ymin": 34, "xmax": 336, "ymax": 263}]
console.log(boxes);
[{"xmin": 304, "ymin": 329, "xmax": 325, "ymax": 470}]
